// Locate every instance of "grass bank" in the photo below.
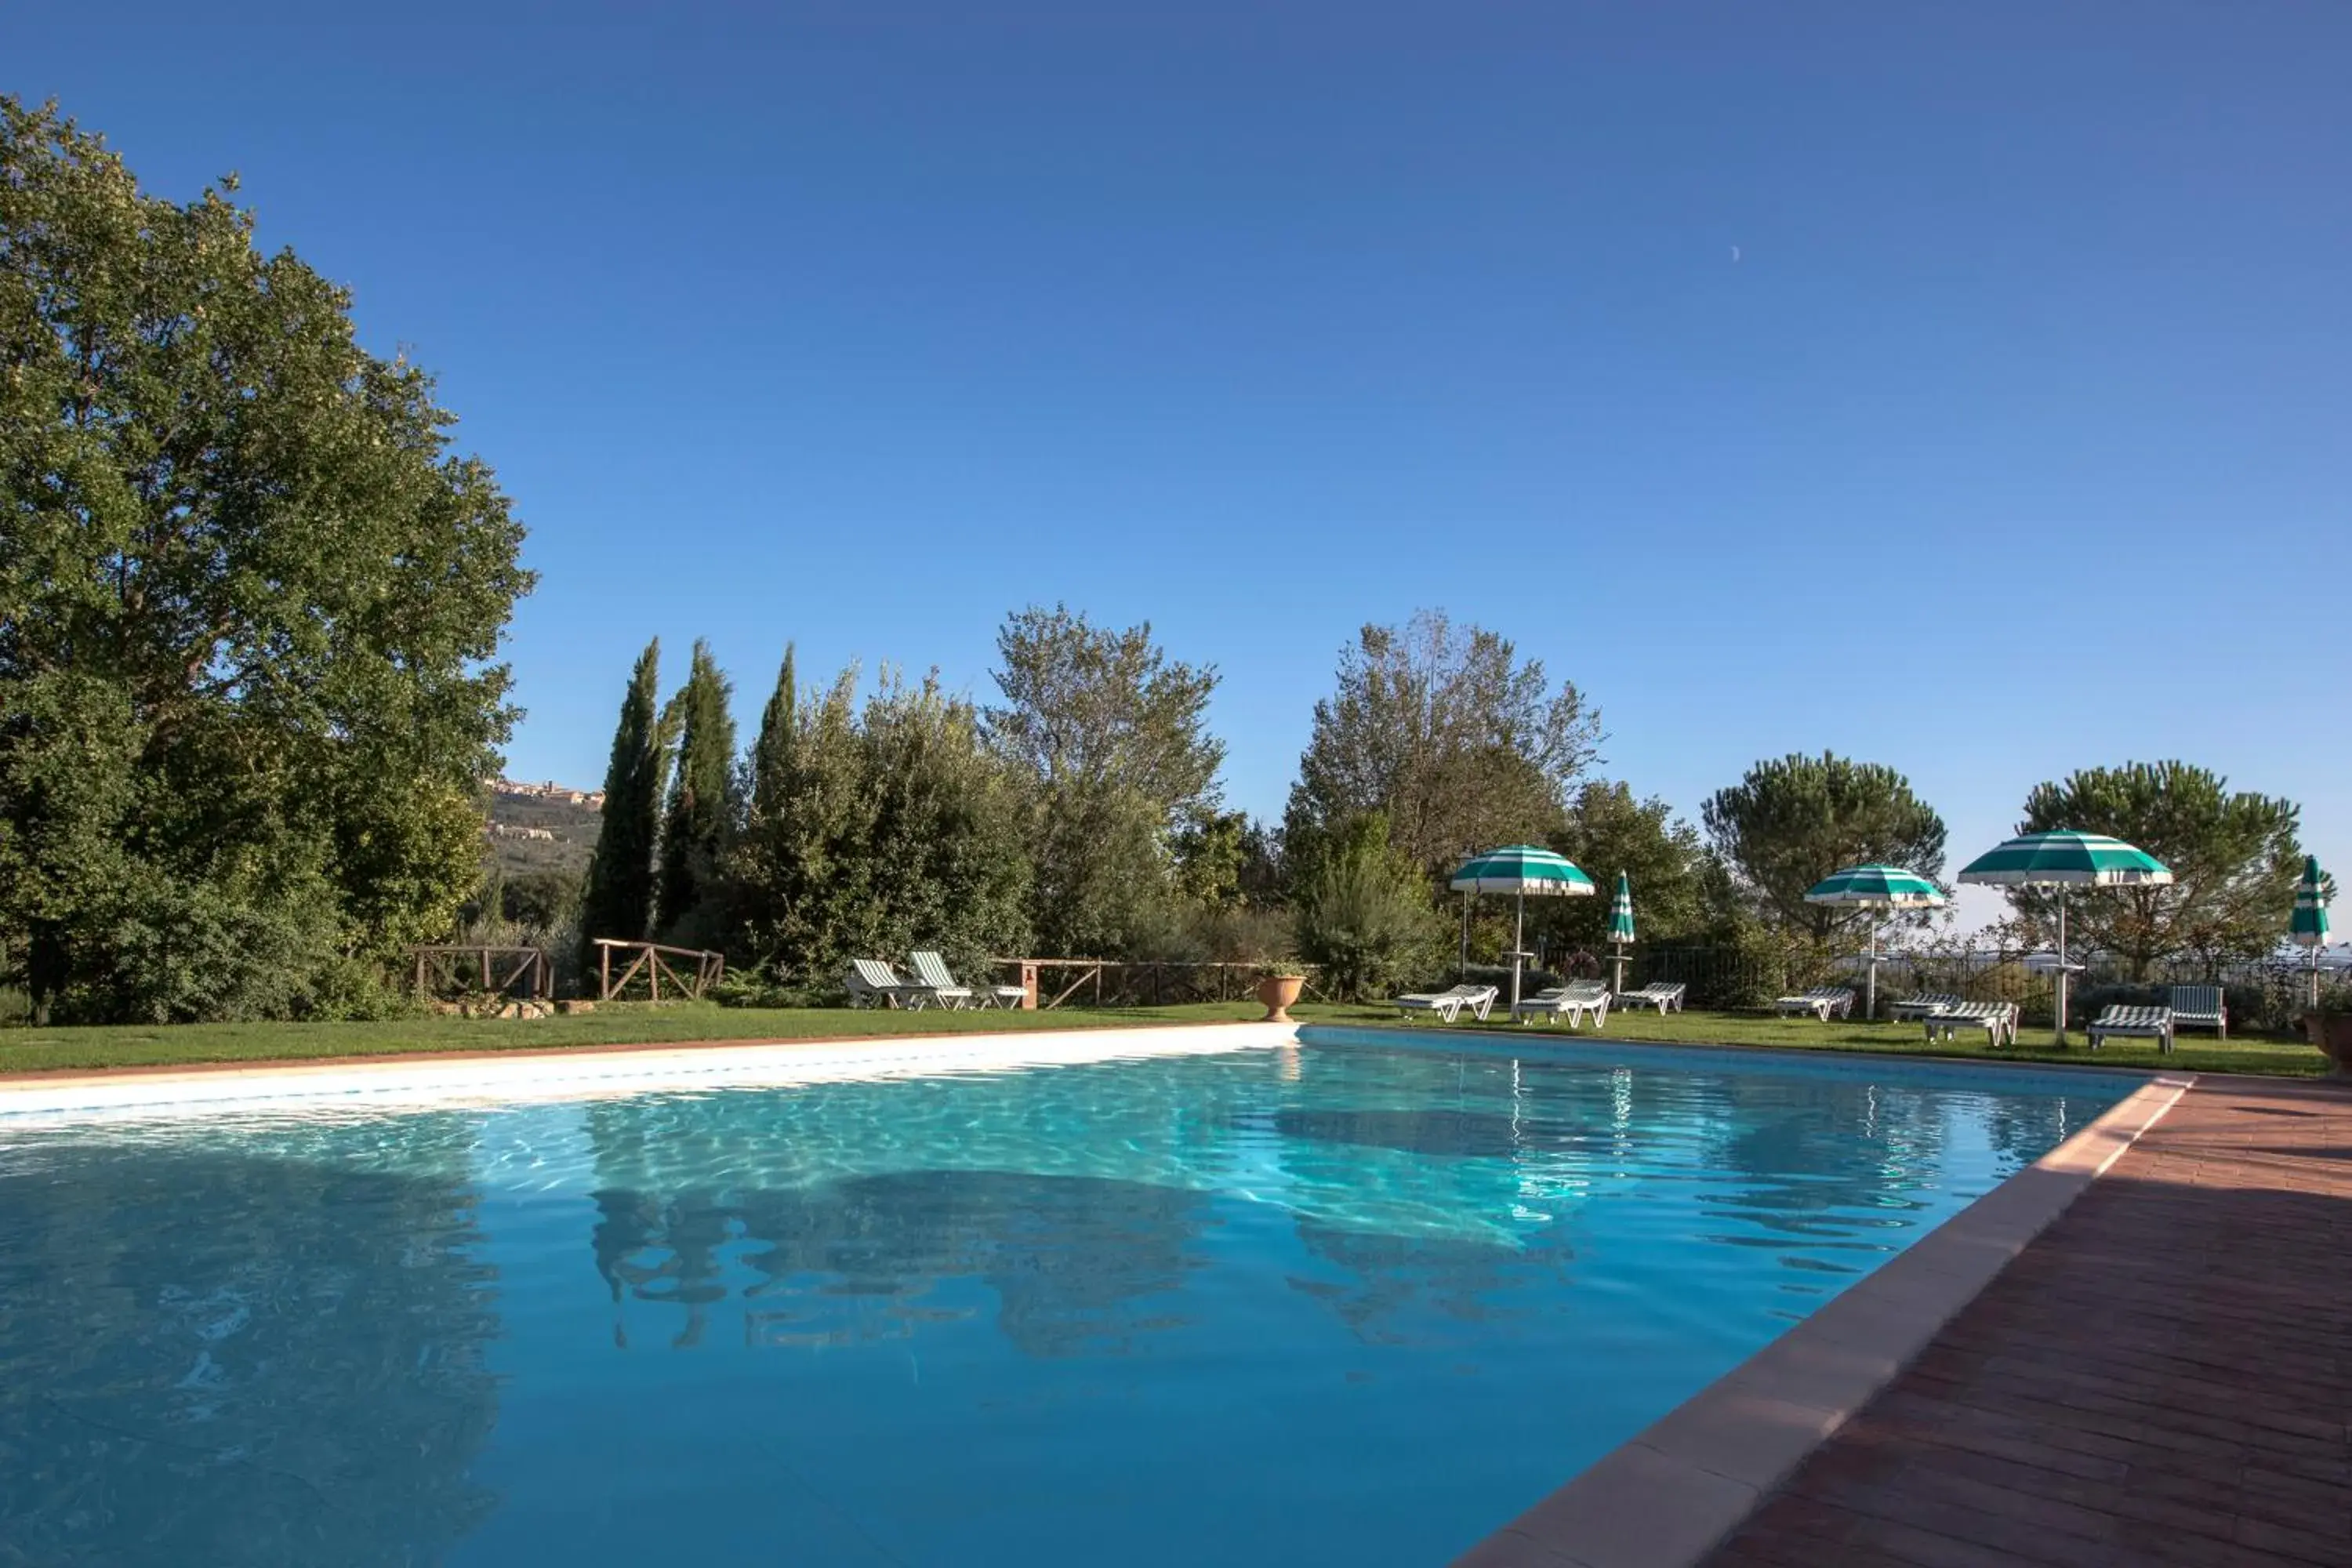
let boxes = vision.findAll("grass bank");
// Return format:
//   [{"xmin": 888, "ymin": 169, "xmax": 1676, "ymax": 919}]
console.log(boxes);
[
  {"xmin": 1301, "ymin": 1003, "xmax": 2328, "ymax": 1078},
  {"xmin": 0, "ymin": 1000, "xmax": 2327, "ymax": 1079}
]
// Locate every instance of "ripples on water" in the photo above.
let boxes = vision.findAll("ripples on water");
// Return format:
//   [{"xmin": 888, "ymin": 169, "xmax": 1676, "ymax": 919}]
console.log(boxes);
[{"xmin": 0, "ymin": 1033, "xmax": 2125, "ymax": 1566}]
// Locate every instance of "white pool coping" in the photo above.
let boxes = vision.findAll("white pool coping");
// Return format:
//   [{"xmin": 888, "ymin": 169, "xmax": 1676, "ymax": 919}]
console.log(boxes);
[
  {"xmin": 1450, "ymin": 1069, "xmax": 2194, "ymax": 1568},
  {"xmin": 0, "ymin": 1022, "xmax": 1299, "ymax": 1127}
]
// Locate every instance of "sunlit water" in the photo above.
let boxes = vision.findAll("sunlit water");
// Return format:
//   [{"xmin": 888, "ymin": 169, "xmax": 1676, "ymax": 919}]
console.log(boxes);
[{"xmin": 0, "ymin": 1029, "xmax": 2129, "ymax": 1566}]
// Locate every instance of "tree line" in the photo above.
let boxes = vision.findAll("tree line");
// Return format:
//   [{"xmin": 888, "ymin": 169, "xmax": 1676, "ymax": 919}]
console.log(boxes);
[{"xmin": 560, "ymin": 604, "xmax": 2314, "ymax": 1007}]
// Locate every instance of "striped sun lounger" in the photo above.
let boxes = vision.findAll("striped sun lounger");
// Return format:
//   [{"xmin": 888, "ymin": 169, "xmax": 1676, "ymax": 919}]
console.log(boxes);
[
  {"xmin": 1774, "ymin": 986, "xmax": 1856, "ymax": 1021},
  {"xmin": 1394, "ymin": 984, "xmax": 1497, "ymax": 1024},
  {"xmin": 1512, "ymin": 982, "xmax": 1612, "ymax": 1029},
  {"xmin": 2169, "ymin": 985, "xmax": 2227, "ymax": 1038},
  {"xmin": 1614, "ymin": 982, "xmax": 1686, "ymax": 1014},
  {"xmin": 848, "ymin": 957, "xmax": 927, "ymax": 1009},
  {"xmin": 912, "ymin": 949, "xmax": 1026, "ymax": 1009},
  {"xmin": 2088, "ymin": 1005, "xmax": 2174, "ymax": 1054},
  {"xmin": 1887, "ymin": 993, "xmax": 1966, "ymax": 1023},
  {"xmin": 1922, "ymin": 1001, "xmax": 2019, "ymax": 1048}
]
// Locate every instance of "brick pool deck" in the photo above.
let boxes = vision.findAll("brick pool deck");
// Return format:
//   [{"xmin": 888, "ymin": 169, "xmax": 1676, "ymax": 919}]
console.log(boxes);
[{"xmin": 1705, "ymin": 1074, "xmax": 2352, "ymax": 1568}]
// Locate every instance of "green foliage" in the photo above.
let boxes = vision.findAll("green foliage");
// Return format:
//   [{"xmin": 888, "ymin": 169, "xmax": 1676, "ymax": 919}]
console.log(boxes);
[
  {"xmin": 746, "ymin": 643, "xmax": 797, "ymax": 821},
  {"xmin": 656, "ymin": 640, "xmax": 737, "ymax": 947},
  {"xmin": 1171, "ymin": 809, "xmax": 1256, "ymax": 907},
  {"xmin": 2014, "ymin": 760, "xmax": 2303, "ymax": 978},
  {"xmin": 728, "ymin": 659, "xmax": 1031, "ymax": 991},
  {"xmin": 1542, "ymin": 781, "xmax": 1715, "ymax": 950},
  {"xmin": 579, "ymin": 640, "xmax": 667, "ymax": 951},
  {"xmin": 1292, "ymin": 815, "xmax": 1445, "ymax": 1000},
  {"xmin": 858, "ymin": 670, "xmax": 1033, "ymax": 972},
  {"xmin": 0, "ymin": 97, "xmax": 531, "ymax": 1022},
  {"xmin": 708, "ymin": 960, "xmax": 805, "ymax": 1010},
  {"xmin": 987, "ymin": 604, "xmax": 1223, "ymax": 956},
  {"xmin": 1701, "ymin": 753, "xmax": 1947, "ymax": 943},
  {"xmin": 1284, "ymin": 609, "xmax": 1602, "ymax": 884},
  {"xmin": 728, "ymin": 661, "xmax": 865, "ymax": 975},
  {"xmin": 1123, "ymin": 900, "xmax": 1296, "ymax": 968}
]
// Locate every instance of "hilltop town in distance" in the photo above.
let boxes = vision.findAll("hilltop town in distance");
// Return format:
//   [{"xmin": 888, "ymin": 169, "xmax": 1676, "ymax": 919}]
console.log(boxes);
[{"xmin": 485, "ymin": 777, "xmax": 602, "ymax": 877}]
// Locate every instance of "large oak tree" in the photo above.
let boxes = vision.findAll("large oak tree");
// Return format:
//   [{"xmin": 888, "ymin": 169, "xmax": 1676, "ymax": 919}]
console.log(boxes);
[{"xmin": 0, "ymin": 99, "xmax": 531, "ymax": 1021}]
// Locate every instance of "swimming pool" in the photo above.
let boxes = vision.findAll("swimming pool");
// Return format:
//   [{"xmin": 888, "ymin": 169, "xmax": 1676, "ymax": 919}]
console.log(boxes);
[{"xmin": 0, "ymin": 1028, "xmax": 2132, "ymax": 1566}]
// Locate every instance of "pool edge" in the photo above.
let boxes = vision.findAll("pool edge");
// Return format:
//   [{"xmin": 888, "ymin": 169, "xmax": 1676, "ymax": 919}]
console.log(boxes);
[
  {"xmin": 0, "ymin": 1021, "xmax": 1298, "ymax": 1120},
  {"xmin": 1449, "ymin": 1070, "xmax": 2194, "ymax": 1568}
]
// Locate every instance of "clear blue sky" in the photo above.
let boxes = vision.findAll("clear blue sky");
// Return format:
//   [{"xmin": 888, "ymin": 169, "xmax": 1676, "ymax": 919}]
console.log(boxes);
[{"xmin": 15, "ymin": 3, "xmax": 2350, "ymax": 928}]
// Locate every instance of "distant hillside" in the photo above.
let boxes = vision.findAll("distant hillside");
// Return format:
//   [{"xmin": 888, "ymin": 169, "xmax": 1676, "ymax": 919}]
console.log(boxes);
[{"xmin": 485, "ymin": 785, "xmax": 601, "ymax": 877}]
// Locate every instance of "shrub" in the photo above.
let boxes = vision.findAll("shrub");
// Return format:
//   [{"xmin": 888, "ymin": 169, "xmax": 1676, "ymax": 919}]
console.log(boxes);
[{"xmin": 1294, "ymin": 835, "xmax": 1443, "ymax": 1002}]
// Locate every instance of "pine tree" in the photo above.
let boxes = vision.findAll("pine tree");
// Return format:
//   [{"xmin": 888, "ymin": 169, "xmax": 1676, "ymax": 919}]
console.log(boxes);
[
  {"xmin": 656, "ymin": 641, "xmax": 738, "ymax": 945},
  {"xmin": 579, "ymin": 640, "xmax": 666, "ymax": 955}
]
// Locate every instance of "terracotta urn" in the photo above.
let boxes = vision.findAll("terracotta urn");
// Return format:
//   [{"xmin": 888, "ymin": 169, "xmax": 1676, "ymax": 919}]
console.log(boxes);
[
  {"xmin": 2299, "ymin": 1011, "xmax": 2352, "ymax": 1080},
  {"xmin": 1256, "ymin": 973, "xmax": 1305, "ymax": 1024}
]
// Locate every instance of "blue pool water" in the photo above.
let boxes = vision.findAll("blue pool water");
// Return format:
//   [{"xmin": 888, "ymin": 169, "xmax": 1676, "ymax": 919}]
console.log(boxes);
[{"xmin": 0, "ymin": 1030, "xmax": 2130, "ymax": 1566}]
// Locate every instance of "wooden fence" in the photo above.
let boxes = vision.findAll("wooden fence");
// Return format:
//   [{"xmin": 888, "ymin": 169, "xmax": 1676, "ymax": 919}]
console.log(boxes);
[
  {"xmin": 410, "ymin": 945, "xmax": 553, "ymax": 1001},
  {"xmin": 993, "ymin": 959, "xmax": 1325, "ymax": 1011},
  {"xmin": 593, "ymin": 939, "xmax": 726, "ymax": 1003}
]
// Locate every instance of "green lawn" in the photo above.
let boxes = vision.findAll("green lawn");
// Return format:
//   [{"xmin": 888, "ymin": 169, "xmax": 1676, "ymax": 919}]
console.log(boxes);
[
  {"xmin": 1294, "ymin": 1003, "xmax": 2327, "ymax": 1078},
  {"xmin": 0, "ymin": 998, "xmax": 2326, "ymax": 1079}
]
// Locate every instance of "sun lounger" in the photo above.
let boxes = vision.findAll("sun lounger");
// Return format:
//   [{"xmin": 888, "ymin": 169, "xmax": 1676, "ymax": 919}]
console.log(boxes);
[
  {"xmin": 2169, "ymin": 985, "xmax": 2227, "ymax": 1038},
  {"xmin": 848, "ymin": 957, "xmax": 928, "ymax": 1009},
  {"xmin": 1614, "ymin": 982, "xmax": 1686, "ymax": 1014},
  {"xmin": 910, "ymin": 949, "xmax": 1025, "ymax": 1010},
  {"xmin": 1886, "ymin": 993, "xmax": 1966, "ymax": 1022},
  {"xmin": 1922, "ymin": 1001, "xmax": 2018, "ymax": 1048},
  {"xmin": 1392, "ymin": 984, "xmax": 1497, "ymax": 1023},
  {"xmin": 1774, "ymin": 985, "xmax": 1856, "ymax": 1021},
  {"xmin": 2088, "ymin": 1004, "xmax": 2174, "ymax": 1054},
  {"xmin": 1513, "ymin": 982, "xmax": 1612, "ymax": 1029}
]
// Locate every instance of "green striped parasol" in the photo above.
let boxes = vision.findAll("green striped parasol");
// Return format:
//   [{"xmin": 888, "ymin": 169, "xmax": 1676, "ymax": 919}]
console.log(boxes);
[
  {"xmin": 1450, "ymin": 845, "xmax": 1595, "ymax": 1007},
  {"xmin": 1607, "ymin": 872, "xmax": 1635, "ymax": 991},
  {"xmin": 1958, "ymin": 831, "xmax": 2172, "ymax": 1042},
  {"xmin": 2292, "ymin": 855, "xmax": 2332, "ymax": 1008},
  {"xmin": 1607, "ymin": 873, "xmax": 1636, "ymax": 942},
  {"xmin": 1804, "ymin": 865, "xmax": 1947, "ymax": 1019},
  {"xmin": 2293, "ymin": 855, "xmax": 2332, "ymax": 947},
  {"xmin": 1955, "ymin": 831, "xmax": 2171, "ymax": 887},
  {"xmin": 1450, "ymin": 845, "xmax": 1599, "ymax": 896},
  {"xmin": 1802, "ymin": 864, "xmax": 1947, "ymax": 907}
]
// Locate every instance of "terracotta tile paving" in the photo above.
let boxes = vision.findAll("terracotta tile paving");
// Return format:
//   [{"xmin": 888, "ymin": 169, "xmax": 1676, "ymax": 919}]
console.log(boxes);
[{"xmin": 1705, "ymin": 1076, "xmax": 2352, "ymax": 1568}]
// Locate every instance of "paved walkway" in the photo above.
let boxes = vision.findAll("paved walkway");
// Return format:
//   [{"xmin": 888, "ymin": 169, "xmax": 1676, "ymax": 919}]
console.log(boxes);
[{"xmin": 1707, "ymin": 1076, "xmax": 2352, "ymax": 1568}]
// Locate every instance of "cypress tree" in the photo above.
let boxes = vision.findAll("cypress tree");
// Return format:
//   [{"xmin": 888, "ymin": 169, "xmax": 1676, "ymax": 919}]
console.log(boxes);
[
  {"xmin": 656, "ymin": 641, "xmax": 739, "ymax": 944},
  {"xmin": 580, "ymin": 639, "xmax": 666, "ymax": 955},
  {"xmin": 749, "ymin": 644, "xmax": 797, "ymax": 821}
]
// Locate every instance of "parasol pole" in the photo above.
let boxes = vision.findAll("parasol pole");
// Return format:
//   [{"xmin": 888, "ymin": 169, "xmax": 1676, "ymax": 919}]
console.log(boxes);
[
  {"xmin": 2054, "ymin": 888, "xmax": 2069, "ymax": 1044},
  {"xmin": 1512, "ymin": 893, "xmax": 1526, "ymax": 1009},
  {"xmin": 1865, "ymin": 916, "xmax": 1879, "ymax": 1022}
]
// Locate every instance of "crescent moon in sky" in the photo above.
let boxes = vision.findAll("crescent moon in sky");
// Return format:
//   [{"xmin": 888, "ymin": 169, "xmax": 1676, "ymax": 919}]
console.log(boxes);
[{"xmin": 1730, "ymin": 245, "xmax": 1742, "ymax": 263}]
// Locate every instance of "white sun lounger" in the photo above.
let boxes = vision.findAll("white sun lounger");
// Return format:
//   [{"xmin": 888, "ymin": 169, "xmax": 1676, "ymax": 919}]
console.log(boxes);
[
  {"xmin": 1614, "ymin": 982, "xmax": 1685, "ymax": 1014},
  {"xmin": 1392, "ymin": 984, "xmax": 1497, "ymax": 1023},
  {"xmin": 1922, "ymin": 1001, "xmax": 2019, "ymax": 1048},
  {"xmin": 2089, "ymin": 1005, "xmax": 2174, "ymax": 1054},
  {"xmin": 848, "ymin": 957, "xmax": 928, "ymax": 1009},
  {"xmin": 1513, "ymin": 982, "xmax": 1612, "ymax": 1029},
  {"xmin": 910, "ymin": 948, "xmax": 1026, "ymax": 1010},
  {"xmin": 2169, "ymin": 985, "xmax": 2227, "ymax": 1038},
  {"xmin": 1774, "ymin": 986, "xmax": 1856, "ymax": 1021},
  {"xmin": 1886, "ymin": 993, "xmax": 1966, "ymax": 1023}
]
